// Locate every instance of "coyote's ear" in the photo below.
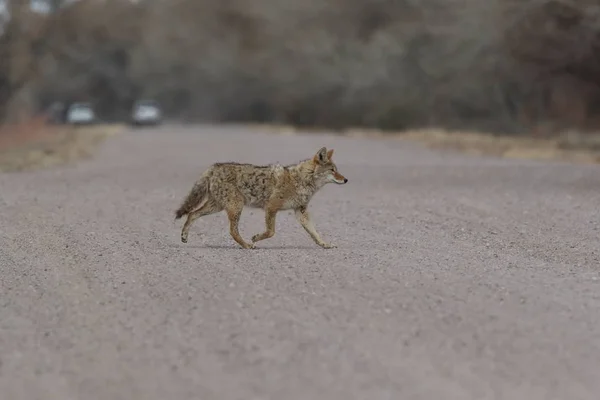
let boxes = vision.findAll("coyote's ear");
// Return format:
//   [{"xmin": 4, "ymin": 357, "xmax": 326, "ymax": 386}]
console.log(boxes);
[
  {"xmin": 313, "ymin": 147, "xmax": 328, "ymax": 164},
  {"xmin": 326, "ymin": 148, "xmax": 334, "ymax": 160}
]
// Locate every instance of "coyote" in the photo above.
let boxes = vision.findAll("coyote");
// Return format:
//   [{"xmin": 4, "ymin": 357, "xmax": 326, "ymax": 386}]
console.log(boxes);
[{"xmin": 174, "ymin": 147, "xmax": 348, "ymax": 249}]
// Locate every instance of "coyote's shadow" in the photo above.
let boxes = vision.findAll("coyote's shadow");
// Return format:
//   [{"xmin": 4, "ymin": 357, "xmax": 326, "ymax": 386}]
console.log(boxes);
[{"xmin": 179, "ymin": 243, "xmax": 318, "ymax": 250}]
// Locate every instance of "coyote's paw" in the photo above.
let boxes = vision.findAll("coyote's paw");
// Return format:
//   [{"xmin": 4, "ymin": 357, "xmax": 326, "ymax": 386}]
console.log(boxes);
[
  {"xmin": 320, "ymin": 242, "xmax": 337, "ymax": 249},
  {"xmin": 242, "ymin": 242, "xmax": 256, "ymax": 249},
  {"xmin": 181, "ymin": 234, "xmax": 188, "ymax": 244}
]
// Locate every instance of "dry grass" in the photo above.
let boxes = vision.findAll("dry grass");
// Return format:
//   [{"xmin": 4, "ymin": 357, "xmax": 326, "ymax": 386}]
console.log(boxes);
[
  {"xmin": 397, "ymin": 129, "xmax": 600, "ymax": 165},
  {"xmin": 249, "ymin": 123, "xmax": 600, "ymax": 165},
  {"xmin": 0, "ymin": 118, "xmax": 124, "ymax": 172}
]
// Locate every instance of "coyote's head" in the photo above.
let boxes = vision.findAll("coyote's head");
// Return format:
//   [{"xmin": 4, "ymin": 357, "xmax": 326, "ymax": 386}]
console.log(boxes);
[{"xmin": 311, "ymin": 147, "xmax": 348, "ymax": 186}]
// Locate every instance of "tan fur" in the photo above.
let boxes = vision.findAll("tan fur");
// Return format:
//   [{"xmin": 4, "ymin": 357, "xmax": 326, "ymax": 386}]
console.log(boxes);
[{"xmin": 175, "ymin": 147, "xmax": 348, "ymax": 249}]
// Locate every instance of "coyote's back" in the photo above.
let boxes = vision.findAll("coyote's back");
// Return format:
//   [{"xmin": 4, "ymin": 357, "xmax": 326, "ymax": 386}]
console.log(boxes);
[
  {"xmin": 209, "ymin": 162, "xmax": 282, "ymax": 209},
  {"xmin": 175, "ymin": 162, "xmax": 280, "ymax": 220}
]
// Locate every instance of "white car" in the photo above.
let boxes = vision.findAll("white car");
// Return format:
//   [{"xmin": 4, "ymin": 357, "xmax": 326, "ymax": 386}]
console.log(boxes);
[
  {"xmin": 131, "ymin": 100, "xmax": 162, "ymax": 126},
  {"xmin": 66, "ymin": 103, "xmax": 96, "ymax": 125}
]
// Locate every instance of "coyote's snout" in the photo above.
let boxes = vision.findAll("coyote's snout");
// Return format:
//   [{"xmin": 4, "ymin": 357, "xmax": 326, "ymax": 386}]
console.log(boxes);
[{"xmin": 174, "ymin": 147, "xmax": 348, "ymax": 249}]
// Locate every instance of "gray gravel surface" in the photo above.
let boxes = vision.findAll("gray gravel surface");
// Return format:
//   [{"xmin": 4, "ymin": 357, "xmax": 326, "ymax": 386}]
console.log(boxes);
[{"xmin": 1, "ymin": 124, "xmax": 600, "ymax": 400}]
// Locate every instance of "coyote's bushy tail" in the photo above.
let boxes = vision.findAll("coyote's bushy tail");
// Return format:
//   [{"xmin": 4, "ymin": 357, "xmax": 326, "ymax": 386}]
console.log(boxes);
[{"xmin": 175, "ymin": 177, "xmax": 209, "ymax": 220}]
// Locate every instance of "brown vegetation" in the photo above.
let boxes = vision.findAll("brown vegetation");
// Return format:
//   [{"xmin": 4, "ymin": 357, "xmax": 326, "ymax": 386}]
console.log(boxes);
[
  {"xmin": 1, "ymin": 0, "xmax": 600, "ymax": 136},
  {"xmin": 0, "ymin": 116, "xmax": 123, "ymax": 172},
  {"xmin": 398, "ymin": 128, "xmax": 600, "ymax": 164}
]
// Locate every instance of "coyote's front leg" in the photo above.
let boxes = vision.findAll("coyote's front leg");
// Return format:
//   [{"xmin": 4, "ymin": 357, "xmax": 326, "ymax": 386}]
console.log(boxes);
[{"xmin": 294, "ymin": 206, "xmax": 336, "ymax": 249}]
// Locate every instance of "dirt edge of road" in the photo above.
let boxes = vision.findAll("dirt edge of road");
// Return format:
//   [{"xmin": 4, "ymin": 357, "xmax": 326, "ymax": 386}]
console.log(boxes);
[
  {"xmin": 248, "ymin": 123, "xmax": 600, "ymax": 165},
  {"xmin": 3, "ymin": 121, "xmax": 599, "ymax": 173},
  {"xmin": 0, "ymin": 123, "xmax": 125, "ymax": 173}
]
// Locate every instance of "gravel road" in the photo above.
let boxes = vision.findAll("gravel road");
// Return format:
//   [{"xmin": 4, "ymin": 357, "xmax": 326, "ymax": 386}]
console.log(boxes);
[{"xmin": 1, "ymin": 124, "xmax": 599, "ymax": 400}]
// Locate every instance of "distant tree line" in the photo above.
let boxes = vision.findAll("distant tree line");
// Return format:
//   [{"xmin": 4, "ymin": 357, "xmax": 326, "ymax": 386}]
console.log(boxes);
[{"xmin": 1, "ymin": 0, "xmax": 600, "ymax": 135}]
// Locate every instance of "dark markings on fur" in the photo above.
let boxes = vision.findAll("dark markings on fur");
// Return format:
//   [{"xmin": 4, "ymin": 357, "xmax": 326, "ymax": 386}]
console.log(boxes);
[{"xmin": 214, "ymin": 162, "xmax": 270, "ymax": 169}]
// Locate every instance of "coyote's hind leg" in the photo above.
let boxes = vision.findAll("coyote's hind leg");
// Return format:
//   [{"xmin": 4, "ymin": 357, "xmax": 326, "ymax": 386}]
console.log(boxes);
[
  {"xmin": 225, "ymin": 197, "xmax": 255, "ymax": 249},
  {"xmin": 181, "ymin": 199, "xmax": 222, "ymax": 243}
]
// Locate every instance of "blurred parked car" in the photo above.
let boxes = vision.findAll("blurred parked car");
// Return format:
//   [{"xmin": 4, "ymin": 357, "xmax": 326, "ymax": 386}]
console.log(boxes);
[
  {"xmin": 131, "ymin": 100, "xmax": 162, "ymax": 127},
  {"xmin": 66, "ymin": 102, "xmax": 96, "ymax": 125}
]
